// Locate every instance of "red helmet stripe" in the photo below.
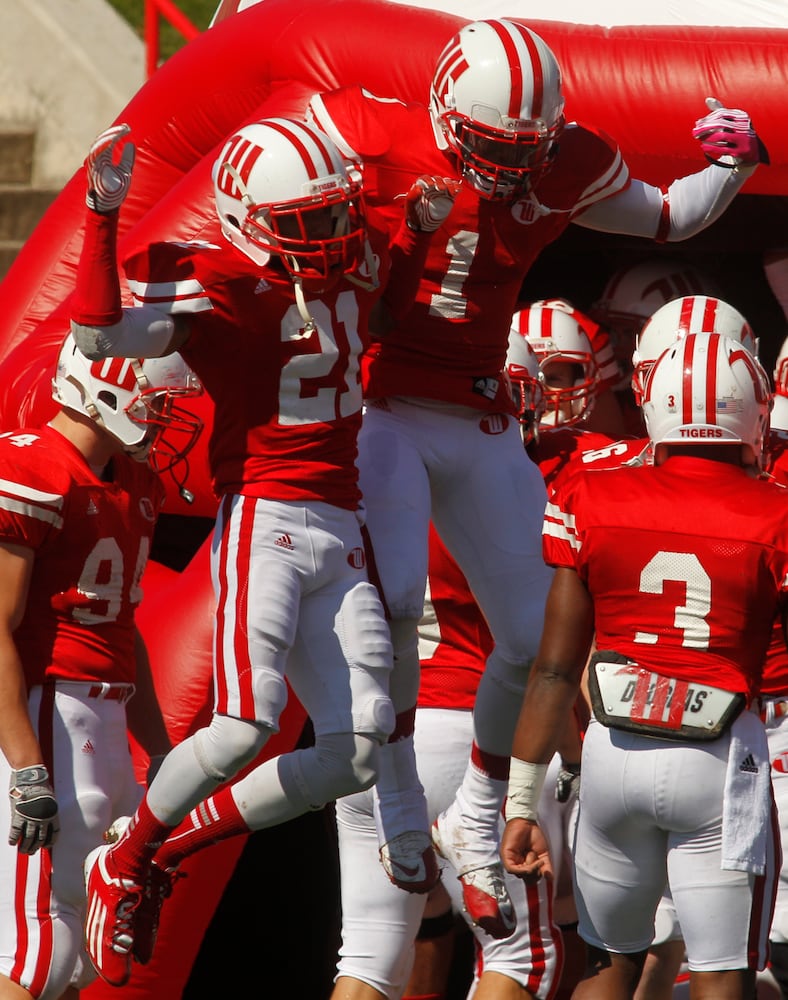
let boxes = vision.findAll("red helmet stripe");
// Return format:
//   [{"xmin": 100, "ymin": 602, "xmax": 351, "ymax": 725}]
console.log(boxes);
[
  {"xmin": 702, "ymin": 295, "xmax": 718, "ymax": 332},
  {"xmin": 682, "ymin": 332, "xmax": 695, "ymax": 425},
  {"xmin": 540, "ymin": 305, "xmax": 552, "ymax": 338},
  {"xmin": 678, "ymin": 295, "xmax": 695, "ymax": 337},
  {"xmin": 487, "ymin": 21, "xmax": 526, "ymax": 118},
  {"xmin": 265, "ymin": 119, "xmax": 326, "ymax": 181},
  {"xmin": 706, "ymin": 332, "xmax": 721, "ymax": 424}
]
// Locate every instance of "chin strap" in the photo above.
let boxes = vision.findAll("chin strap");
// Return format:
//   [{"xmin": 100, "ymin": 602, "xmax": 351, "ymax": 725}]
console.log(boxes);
[
  {"xmin": 290, "ymin": 267, "xmax": 317, "ymax": 336},
  {"xmin": 345, "ymin": 239, "xmax": 380, "ymax": 293}
]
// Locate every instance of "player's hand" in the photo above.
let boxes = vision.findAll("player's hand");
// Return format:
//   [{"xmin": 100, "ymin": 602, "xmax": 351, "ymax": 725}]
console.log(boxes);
[
  {"xmin": 405, "ymin": 175, "xmax": 461, "ymax": 232},
  {"xmin": 500, "ymin": 817, "xmax": 554, "ymax": 883},
  {"xmin": 85, "ymin": 123, "xmax": 136, "ymax": 213},
  {"xmin": 8, "ymin": 766, "xmax": 59, "ymax": 854},
  {"xmin": 692, "ymin": 97, "xmax": 769, "ymax": 168}
]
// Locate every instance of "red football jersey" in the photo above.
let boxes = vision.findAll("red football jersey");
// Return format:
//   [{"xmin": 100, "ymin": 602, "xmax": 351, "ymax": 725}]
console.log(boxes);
[
  {"xmin": 545, "ymin": 456, "xmax": 788, "ymax": 698},
  {"xmin": 309, "ymin": 86, "xmax": 629, "ymax": 412},
  {"xmin": 124, "ymin": 220, "xmax": 390, "ymax": 509},
  {"xmin": 531, "ymin": 425, "xmax": 617, "ymax": 491},
  {"xmin": 0, "ymin": 425, "xmax": 164, "ymax": 686},
  {"xmin": 418, "ymin": 524, "xmax": 492, "ymax": 710}
]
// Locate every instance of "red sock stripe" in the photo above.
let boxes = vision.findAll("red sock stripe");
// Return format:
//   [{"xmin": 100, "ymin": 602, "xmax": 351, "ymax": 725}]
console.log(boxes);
[{"xmin": 470, "ymin": 742, "xmax": 510, "ymax": 781}]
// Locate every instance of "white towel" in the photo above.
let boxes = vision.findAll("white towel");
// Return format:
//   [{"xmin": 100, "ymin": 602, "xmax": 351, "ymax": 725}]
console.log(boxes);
[{"xmin": 721, "ymin": 709, "xmax": 771, "ymax": 874}]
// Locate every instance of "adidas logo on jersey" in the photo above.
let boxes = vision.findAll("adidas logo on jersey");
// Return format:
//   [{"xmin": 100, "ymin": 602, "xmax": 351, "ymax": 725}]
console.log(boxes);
[
  {"xmin": 739, "ymin": 753, "xmax": 759, "ymax": 774},
  {"xmin": 82, "ymin": 740, "xmax": 95, "ymax": 755},
  {"xmin": 87, "ymin": 499, "xmax": 99, "ymax": 515},
  {"xmin": 274, "ymin": 533, "xmax": 295, "ymax": 551}
]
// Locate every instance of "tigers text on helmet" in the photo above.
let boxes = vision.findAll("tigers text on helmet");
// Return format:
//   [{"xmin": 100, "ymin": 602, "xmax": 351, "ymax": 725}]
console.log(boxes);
[
  {"xmin": 505, "ymin": 325, "xmax": 544, "ymax": 442},
  {"xmin": 641, "ymin": 332, "xmax": 772, "ymax": 469},
  {"xmin": 429, "ymin": 19, "xmax": 564, "ymax": 201},
  {"xmin": 632, "ymin": 295, "xmax": 758, "ymax": 406},
  {"xmin": 52, "ymin": 334, "xmax": 203, "ymax": 477},
  {"xmin": 212, "ymin": 117, "xmax": 367, "ymax": 287},
  {"xmin": 513, "ymin": 302, "xmax": 599, "ymax": 428}
]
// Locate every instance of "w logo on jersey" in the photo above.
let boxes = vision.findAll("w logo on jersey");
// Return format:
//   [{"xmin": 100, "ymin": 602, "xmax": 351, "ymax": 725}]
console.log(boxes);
[
  {"xmin": 479, "ymin": 414, "xmax": 509, "ymax": 435},
  {"xmin": 89, "ymin": 357, "xmax": 139, "ymax": 391},
  {"xmin": 216, "ymin": 136, "xmax": 264, "ymax": 199},
  {"xmin": 347, "ymin": 547, "xmax": 366, "ymax": 569}
]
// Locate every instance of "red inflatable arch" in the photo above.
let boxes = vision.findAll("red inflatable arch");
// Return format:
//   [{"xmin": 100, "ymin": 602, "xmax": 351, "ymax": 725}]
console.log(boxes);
[{"xmin": 0, "ymin": 1, "xmax": 785, "ymax": 995}]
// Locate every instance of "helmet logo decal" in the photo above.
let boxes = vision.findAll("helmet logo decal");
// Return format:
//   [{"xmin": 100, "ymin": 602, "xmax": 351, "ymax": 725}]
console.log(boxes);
[
  {"xmin": 432, "ymin": 40, "xmax": 468, "ymax": 110},
  {"xmin": 217, "ymin": 136, "xmax": 264, "ymax": 199},
  {"xmin": 89, "ymin": 357, "xmax": 137, "ymax": 391}
]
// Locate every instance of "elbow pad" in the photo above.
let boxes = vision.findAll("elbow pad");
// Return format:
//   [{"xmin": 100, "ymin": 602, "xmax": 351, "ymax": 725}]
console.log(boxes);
[{"xmin": 71, "ymin": 307, "xmax": 176, "ymax": 360}]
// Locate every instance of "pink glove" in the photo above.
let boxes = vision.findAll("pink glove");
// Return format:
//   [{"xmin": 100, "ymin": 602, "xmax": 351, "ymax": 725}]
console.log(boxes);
[
  {"xmin": 692, "ymin": 97, "xmax": 769, "ymax": 168},
  {"xmin": 405, "ymin": 175, "xmax": 461, "ymax": 232},
  {"xmin": 85, "ymin": 123, "xmax": 136, "ymax": 213}
]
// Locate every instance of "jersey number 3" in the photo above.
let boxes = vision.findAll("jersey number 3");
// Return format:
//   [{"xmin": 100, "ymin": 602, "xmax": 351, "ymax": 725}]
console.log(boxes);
[{"xmin": 633, "ymin": 551, "xmax": 711, "ymax": 650}]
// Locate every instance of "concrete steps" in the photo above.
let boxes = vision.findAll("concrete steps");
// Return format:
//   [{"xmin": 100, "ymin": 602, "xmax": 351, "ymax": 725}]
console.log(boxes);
[{"xmin": 0, "ymin": 126, "xmax": 60, "ymax": 280}]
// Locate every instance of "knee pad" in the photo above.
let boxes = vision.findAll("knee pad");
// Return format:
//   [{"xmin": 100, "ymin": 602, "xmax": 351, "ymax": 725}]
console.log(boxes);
[
  {"xmin": 283, "ymin": 732, "xmax": 381, "ymax": 809},
  {"xmin": 194, "ymin": 714, "xmax": 271, "ymax": 782}
]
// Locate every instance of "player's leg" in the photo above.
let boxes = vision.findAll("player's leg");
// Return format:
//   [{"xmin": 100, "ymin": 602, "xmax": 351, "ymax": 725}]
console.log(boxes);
[
  {"xmin": 572, "ymin": 723, "xmax": 670, "ymax": 997},
  {"xmin": 357, "ymin": 401, "xmax": 437, "ymax": 891},
  {"xmin": 667, "ymin": 717, "xmax": 775, "ymax": 1000},
  {"xmin": 431, "ymin": 411, "xmax": 552, "ymax": 936}
]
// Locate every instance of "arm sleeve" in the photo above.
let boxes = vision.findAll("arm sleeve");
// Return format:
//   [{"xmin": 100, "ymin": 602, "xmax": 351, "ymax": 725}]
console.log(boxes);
[
  {"xmin": 380, "ymin": 219, "xmax": 432, "ymax": 324},
  {"xmin": 70, "ymin": 209, "xmax": 178, "ymax": 360},
  {"xmin": 574, "ymin": 162, "xmax": 756, "ymax": 243}
]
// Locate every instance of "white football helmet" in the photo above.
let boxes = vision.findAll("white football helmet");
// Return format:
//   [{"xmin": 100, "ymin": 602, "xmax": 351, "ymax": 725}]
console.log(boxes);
[
  {"xmin": 53, "ymin": 334, "xmax": 203, "ymax": 473},
  {"xmin": 213, "ymin": 118, "xmax": 366, "ymax": 286},
  {"xmin": 430, "ymin": 19, "xmax": 564, "ymax": 201},
  {"xmin": 632, "ymin": 295, "xmax": 758, "ymax": 405},
  {"xmin": 591, "ymin": 257, "xmax": 717, "ymax": 335},
  {"xmin": 641, "ymin": 332, "xmax": 772, "ymax": 468},
  {"xmin": 505, "ymin": 326, "xmax": 544, "ymax": 443},
  {"xmin": 513, "ymin": 303, "xmax": 599, "ymax": 427}
]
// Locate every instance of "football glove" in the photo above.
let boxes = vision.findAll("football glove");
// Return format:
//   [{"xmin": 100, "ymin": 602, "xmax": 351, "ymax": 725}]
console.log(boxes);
[
  {"xmin": 554, "ymin": 760, "xmax": 581, "ymax": 803},
  {"xmin": 9, "ymin": 765, "xmax": 59, "ymax": 854},
  {"xmin": 692, "ymin": 97, "xmax": 770, "ymax": 168},
  {"xmin": 405, "ymin": 175, "xmax": 461, "ymax": 232},
  {"xmin": 86, "ymin": 123, "xmax": 136, "ymax": 213}
]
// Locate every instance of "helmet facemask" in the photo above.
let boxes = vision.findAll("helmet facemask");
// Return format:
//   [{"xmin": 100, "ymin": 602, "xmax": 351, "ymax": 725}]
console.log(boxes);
[
  {"xmin": 537, "ymin": 353, "xmax": 599, "ymax": 428},
  {"xmin": 438, "ymin": 108, "xmax": 561, "ymax": 201}
]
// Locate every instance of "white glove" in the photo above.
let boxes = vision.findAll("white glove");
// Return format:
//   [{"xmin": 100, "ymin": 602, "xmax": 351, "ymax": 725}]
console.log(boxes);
[
  {"xmin": 85, "ymin": 123, "xmax": 136, "ymax": 213},
  {"xmin": 405, "ymin": 175, "xmax": 461, "ymax": 232},
  {"xmin": 9, "ymin": 765, "xmax": 59, "ymax": 854},
  {"xmin": 691, "ymin": 97, "xmax": 769, "ymax": 168}
]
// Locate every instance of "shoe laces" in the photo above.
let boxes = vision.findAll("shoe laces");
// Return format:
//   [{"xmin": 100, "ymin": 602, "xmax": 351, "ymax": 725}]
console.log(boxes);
[{"xmin": 110, "ymin": 886, "xmax": 141, "ymax": 953}]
